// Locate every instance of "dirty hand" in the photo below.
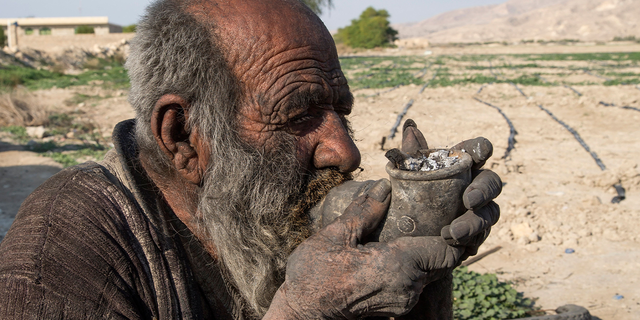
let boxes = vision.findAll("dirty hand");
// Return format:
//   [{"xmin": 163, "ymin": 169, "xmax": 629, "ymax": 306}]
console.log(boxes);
[
  {"xmin": 402, "ymin": 119, "xmax": 502, "ymax": 259},
  {"xmin": 265, "ymin": 179, "xmax": 465, "ymax": 319}
]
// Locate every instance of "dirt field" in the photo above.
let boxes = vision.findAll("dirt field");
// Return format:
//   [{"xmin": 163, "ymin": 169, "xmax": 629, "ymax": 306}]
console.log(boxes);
[{"xmin": 1, "ymin": 44, "xmax": 639, "ymax": 319}]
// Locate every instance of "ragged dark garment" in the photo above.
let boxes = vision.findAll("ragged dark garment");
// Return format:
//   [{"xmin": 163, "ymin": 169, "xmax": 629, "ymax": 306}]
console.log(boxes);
[{"xmin": 0, "ymin": 120, "xmax": 252, "ymax": 319}]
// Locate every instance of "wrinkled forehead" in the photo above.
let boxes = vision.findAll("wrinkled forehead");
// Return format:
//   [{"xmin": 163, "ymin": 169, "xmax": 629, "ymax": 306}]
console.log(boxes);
[{"xmin": 186, "ymin": 0, "xmax": 337, "ymax": 68}]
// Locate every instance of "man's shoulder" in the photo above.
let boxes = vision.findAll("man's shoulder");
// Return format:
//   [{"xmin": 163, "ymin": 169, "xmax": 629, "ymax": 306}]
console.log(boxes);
[
  {"xmin": 0, "ymin": 161, "xmax": 154, "ymax": 318},
  {"xmin": 0, "ymin": 161, "xmax": 141, "ymax": 279}
]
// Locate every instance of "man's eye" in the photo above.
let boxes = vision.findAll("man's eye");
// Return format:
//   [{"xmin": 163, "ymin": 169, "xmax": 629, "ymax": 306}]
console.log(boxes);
[{"xmin": 290, "ymin": 113, "xmax": 314, "ymax": 125}]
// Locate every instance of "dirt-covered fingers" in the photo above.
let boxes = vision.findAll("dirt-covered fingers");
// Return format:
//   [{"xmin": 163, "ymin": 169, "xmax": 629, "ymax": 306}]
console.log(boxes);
[
  {"xmin": 453, "ymin": 137, "xmax": 493, "ymax": 169},
  {"xmin": 463, "ymin": 170, "xmax": 502, "ymax": 210},
  {"xmin": 441, "ymin": 202, "xmax": 500, "ymax": 246},
  {"xmin": 320, "ymin": 178, "xmax": 391, "ymax": 247},
  {"xmin": 401, "ymin": 119, "xmax": 429, "ymax": 155}
]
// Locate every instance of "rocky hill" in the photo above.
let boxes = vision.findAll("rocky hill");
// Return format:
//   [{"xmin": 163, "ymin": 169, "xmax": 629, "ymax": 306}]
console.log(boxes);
[{"xmin": 394, "ymin": 0, "xmax": 640, "ymax": 43}]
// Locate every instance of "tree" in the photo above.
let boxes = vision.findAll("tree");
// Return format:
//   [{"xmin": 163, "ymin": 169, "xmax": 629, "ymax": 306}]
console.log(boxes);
[
  {"xmin": 123, "ymin": 24, "xmax": 137, "ymax": 33},
  {"xmin": 335, "ymin": 7, "xmax": 398, "ymax": 49},
  {"xmin": 300, "ymin": 0, "xmax": 332, "ymax": 15}
]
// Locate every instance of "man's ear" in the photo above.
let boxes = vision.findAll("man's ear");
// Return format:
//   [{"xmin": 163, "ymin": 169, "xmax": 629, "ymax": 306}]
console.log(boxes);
[{"xmin": 150, "ymin": 94, "xmax": 207, "ymax": 185}]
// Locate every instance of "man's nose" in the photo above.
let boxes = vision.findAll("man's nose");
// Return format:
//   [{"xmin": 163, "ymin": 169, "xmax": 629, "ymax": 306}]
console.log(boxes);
[{"xmin": 313, "ymin": 111, "xmax": 361, "ymax": 173}]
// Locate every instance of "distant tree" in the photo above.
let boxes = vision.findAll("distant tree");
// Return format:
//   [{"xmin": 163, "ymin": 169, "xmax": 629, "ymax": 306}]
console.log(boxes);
[
  {"xmin": 122, "ymin": 24, "xmax": 137, "ymax": 33},
  {"xmin": 335, "ymin": 7, "xmax": 398, "ymax": 49},
  {"xmin": 75, "ymin": 25, "xmax": 95, "ymax": 34},
  {"xmin": 0, "ymin": 28, "xmax": 6, "ymax": 47},
  {"xmin": 300, "ymin": 0, "xmax": 332, "ymax": 15}
]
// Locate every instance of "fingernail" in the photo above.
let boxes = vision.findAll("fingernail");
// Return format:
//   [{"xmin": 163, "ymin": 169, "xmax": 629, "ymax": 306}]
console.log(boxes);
[
  {"xmin": 366, "ymin": 179, "xmax": 391, "ymax": 202},
  {"xmin": 403, "ymin": 119, "xmax": 417, "ymax": 131},
  {"xmin": 450, "ymin": 221, "xmax": 471, "ymax": 241},
  {"xmin": 478, "ymin": 138, "xmax": 492, "ymax": 161},
  {"xmin": 465, "ymin": 189, "xmax": 484, "ymax": 209}
]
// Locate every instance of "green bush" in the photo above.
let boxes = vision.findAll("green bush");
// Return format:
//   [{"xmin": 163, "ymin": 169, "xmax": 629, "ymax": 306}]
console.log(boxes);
[
  {"xmin": 122, "ymin": 24, "xmax": 137, "ymax": 33},
  {"xmin": 75, "ymin": 25, "xmax": 95, "ymax": 34},
  {"xmin": 0, "ymin": 28, "xmax": 6, "ymax": 46},
  {"xmin": 335, "ymin": 7, "xmax": 398, "ymax": 49},
  {"xmin": 453, "ymin": 267, "xmax": 537, "ymax": 320}
]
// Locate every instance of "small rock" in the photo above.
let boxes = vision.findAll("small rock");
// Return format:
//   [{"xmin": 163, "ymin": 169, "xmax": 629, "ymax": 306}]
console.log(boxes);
[
  {"xmin": 528, "ymin": 232, "xmax": 541, "ymax": 243},
  {"xmin": 564, "ymin": 238, "xmax": 578, "ymax": 248},
  {"xmin": 26, "ymin": 126, "xmax": 46, "ymax": 138},
  {"xmin": 78, "ymin": 102, "xmax": 86, "ymax": 108},
  {"xmin": 517, "ymin": 236, "xmax": 530, "ymax": 246},
  {"xmin": 578, "ymin": 229, "xmax": 592, "ymax": 238},
  {"xmin": 66, "ymin": 131, "xmax": 75, "ymax": 139},
  {"xmin": 525, "ymin": 244, "xmax": 539, "ymax": 252},
  {"xmin": 582, "ymin": 195, "xmax": 602, "ymax": 206},
  {"xmin": 511, "ymin": 222, "xmax": 534, "ymax": 239}
]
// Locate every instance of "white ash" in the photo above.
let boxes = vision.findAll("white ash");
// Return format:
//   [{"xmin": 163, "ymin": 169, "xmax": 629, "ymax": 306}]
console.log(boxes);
[{"xmin": 402, "ymin": 150, "xmax": 459, "ymax": 172}]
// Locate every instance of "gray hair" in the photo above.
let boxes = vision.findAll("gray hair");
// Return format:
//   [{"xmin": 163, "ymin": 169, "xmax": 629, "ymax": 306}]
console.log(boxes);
[
  {"xmin": 126, "ymin": 0, "xmax": 348, "ymax": 317},
  {"xmin": 126, "ymin": 0, "xmax": 240, "ymax": 175}
]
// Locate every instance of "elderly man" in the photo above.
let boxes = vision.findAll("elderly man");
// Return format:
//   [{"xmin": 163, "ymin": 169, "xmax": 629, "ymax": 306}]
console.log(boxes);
[{"xmin": 0, "ymin": 0, "xmax": 501, "ymax": 319}]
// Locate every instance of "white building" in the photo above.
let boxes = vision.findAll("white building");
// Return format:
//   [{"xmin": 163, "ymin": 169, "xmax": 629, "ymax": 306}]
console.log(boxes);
[{"xmin": 1, "ymin": 17, "xmax": 123, "ymax": 48}]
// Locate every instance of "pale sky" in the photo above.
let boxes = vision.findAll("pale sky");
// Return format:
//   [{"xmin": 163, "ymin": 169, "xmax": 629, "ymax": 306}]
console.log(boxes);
[{"xmin": 1, "ymin": 0, "xmax": 506, "ymax": 30}]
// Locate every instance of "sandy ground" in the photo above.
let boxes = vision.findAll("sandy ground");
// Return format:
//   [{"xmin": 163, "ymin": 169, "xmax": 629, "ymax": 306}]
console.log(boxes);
[{"xmin": 1, "ymin": 45, "xmax": 639, "ymax": 319}]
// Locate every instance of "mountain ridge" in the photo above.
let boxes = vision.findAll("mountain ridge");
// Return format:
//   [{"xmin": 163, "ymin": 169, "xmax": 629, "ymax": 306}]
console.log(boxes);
[{"xmin": 393, "ymin": 0, "xmax": 640, "ymax": 43}]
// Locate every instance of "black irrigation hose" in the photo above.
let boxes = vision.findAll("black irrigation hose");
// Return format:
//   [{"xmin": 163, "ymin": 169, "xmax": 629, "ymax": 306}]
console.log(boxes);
[
  {"xmin": 585, "ymin": 69, "xmax": 640, "ymax": 90},
  {"xmin": 583, "ymin": 69, "xmax": 612, "ymax": 81},
  {"xmin": 476, "ymin": 83, "xmax": 493, "ymax": 94},
  {"xmin": 509, "ymin": 82, "xmax": 527, "ymax": 97},
  {"xmin": 419, "ymin": 66, "xmax": 441, "ymax": 94},
  {"xmin": 387, "ymin": 99, "xmax": 414, "ymax": 140},
  {"xmin": 598, "ymin": 101, "xmax": 640, "ymax": 112},
  {"xmin": 536, "ymin": 74, "xmax": 583, "ymax": 96},
  {"xmin": 535, "ymin": 104, "xmax": 607, "ymax": 171},
  {"xmin": 473, "ymin": 97, "xmax": 518, "ymax": 160},
  {"xmin": 413, "ymin": 62, "xmax": 432, "ymax": 79},
  {"xmin": 365, "ymin": 85, "xmax": 401, "ymax": 98}
]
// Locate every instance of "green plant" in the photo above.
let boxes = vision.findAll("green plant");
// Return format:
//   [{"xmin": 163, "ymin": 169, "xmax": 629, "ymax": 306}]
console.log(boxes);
[
  {"xmin": 122, "ymin": 24, "xmax": 137, "ymax": 33},
  {"xmin": 335, "ymin": 7, "xmax": 398, "ymax": 49},
  {"xmin": 0, "ymin": 125, "xmax": 28, "ymax": 141},
  {"xmin": 28, "ymin": 140, "xmax": 57, "ymax": 152},
  {"xmin": 612, "ymin": 35, "xmax": 636, "ymax": 42},
  {"xmin": 75, "ymin": 25, "xmax": 95, "ymax": 34},
  {"xmin": 453, "ymin": 267, "xmax": 538, "ymax": 320},
  {"xmin": 0, "ymin": 59, "xmax": 130, "ymax": 91},
  {"xmin": 42, "ymin": 147, "xmax": 110, "ymax": 168}
]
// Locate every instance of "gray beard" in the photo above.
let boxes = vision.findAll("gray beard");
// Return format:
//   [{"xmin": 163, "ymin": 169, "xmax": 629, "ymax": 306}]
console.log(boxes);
[{"xmin": 196, "ymin": 134, "xmax": 351, "ymax": 318}]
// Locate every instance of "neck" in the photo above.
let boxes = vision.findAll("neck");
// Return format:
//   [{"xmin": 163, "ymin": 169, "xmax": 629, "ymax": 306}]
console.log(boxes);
[{"xmin": 140, "ymin": 153, "xmax": 219, "ymax": 259}]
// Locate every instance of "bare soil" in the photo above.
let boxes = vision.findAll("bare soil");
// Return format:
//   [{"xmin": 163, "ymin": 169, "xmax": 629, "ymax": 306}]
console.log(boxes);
[{"xmin": 1, "ymin": 44, "xmax": 639, "ymax": 319}]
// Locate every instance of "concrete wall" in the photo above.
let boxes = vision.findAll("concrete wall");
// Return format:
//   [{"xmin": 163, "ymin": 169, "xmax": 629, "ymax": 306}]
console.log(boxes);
[{"xmin": 15, "ymin": 33, "xmax": 136, "ymax": 51}]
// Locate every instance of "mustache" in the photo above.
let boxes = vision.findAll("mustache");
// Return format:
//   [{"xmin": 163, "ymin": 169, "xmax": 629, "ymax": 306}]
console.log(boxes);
[{"xmin": 286, "ymin": 167, "xmax": 353, "ymax": 247}]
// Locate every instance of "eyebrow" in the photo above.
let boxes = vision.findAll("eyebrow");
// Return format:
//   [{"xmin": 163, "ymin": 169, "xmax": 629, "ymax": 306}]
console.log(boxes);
[{"xmin": 286, "ymin": 87, "xmax": 353, "ymax": 114}]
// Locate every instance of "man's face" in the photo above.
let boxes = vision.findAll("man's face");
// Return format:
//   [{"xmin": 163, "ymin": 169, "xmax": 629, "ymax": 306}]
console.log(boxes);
[
  {"xmin": 187, "ymin": 1, "xmax": 361, "ymax": 316},
  {"xmin": 201, "ymin": 0, "xmax": 361, "ymax": 174}
]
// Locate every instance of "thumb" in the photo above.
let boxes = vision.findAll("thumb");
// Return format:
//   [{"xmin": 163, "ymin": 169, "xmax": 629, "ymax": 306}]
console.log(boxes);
[
  {"xmin": 402, "ymin": 119, "xmax": 429, "ymax": 155},
  {"xmin": 321, "ymin": 179, "xmax": 391, "ymax": 247}
]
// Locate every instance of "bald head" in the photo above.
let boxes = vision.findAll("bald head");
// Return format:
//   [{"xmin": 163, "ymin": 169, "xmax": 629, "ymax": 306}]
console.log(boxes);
[{"xmin": 185, "ymin": 0, "xmax": 335, "ymax": 69}]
